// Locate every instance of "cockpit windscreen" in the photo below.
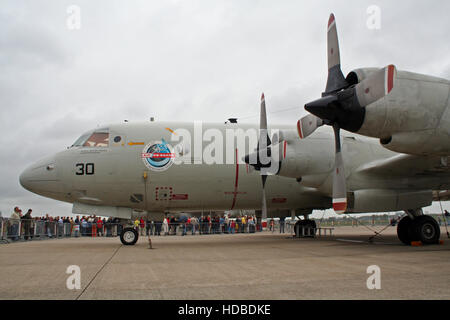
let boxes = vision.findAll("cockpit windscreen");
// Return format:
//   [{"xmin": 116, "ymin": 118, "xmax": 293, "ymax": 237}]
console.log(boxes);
[{"xmin": 71, "ymin": 129, "xmax": 109, "ymax": 148}]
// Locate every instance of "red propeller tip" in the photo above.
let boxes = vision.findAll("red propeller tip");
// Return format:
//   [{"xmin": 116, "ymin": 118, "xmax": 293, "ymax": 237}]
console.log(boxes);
[
  {"xmin": 297, "ymin": 120, "xmax": 303, "ymax": 139},
  {"xmin": 332, "ymin": 200, "xmax": 347, "ymax": 213},
  {"xmin": 328, "ymin": 14, "xmax": 335, "ymax": 28}
]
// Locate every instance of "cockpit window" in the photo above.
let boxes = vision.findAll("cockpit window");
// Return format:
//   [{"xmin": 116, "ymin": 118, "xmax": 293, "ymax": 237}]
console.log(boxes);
[
  {"xmin": 71, "ymin": 133, "xmax": 91, "ymax": 147},
  {"xmin": 71, "ymin": 129, "xmax": 109, "ymax": 148},
  {"xmin": 83, "ymin": 132, "xmax": 109, "ymax": 147}
]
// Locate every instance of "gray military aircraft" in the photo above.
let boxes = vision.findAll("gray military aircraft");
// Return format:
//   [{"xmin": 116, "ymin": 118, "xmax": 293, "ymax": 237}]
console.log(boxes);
[
  {"xmin": 19, "ymin": 14, "xmax": 448, "ymax": 247},
  {"xmin": 19, "ymin": 101, "xmax": 447, "ymax": 246}
]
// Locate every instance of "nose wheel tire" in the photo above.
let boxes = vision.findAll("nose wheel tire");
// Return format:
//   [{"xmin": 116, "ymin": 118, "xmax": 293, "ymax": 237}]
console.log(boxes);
[{"xmin": 120, "ymin": 227, "xmax": 138, "ymax": 245}]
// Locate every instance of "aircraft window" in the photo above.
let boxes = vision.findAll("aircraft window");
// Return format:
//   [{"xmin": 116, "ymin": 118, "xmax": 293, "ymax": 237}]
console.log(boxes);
[
  {"xmin": 71, "ymin": 133, "xmax": 91, "ymax": 147},
  {"xmin": 83, "ymin": 132, "xmax": 109, "ymax": 147}
]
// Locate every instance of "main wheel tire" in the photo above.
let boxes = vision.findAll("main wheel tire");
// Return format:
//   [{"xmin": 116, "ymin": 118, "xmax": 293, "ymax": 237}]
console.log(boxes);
[
  {"xmin": 120, "ymin": 227, "xmax": 138, "ymax": 245},
  {"xmin": 304, "ymin": 220, "xmax": 317, "ymax": 238},
  {"xmin": 294, "ymin": 220, "xmax": 316, "ymax": 238},
  {"xmin": 397, "ymin": 216, "xmax": 413, "ymax": 245},
  {"xmin": 410, "ymin": 215, "xmax": 440, "ymax": 245},
  {"xmin": 294, "ymin": 220, "xmax": 305, "ymax": 237}
]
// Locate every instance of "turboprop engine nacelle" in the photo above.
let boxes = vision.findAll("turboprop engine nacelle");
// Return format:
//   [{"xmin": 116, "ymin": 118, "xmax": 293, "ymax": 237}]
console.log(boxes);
[
  {"xmin": 351, "ymin": 68, "xmax": 450, "ymax": 156},
  {"xmin": 346, "ymin": 189, "xmax": 432, "ymax": 213},
  {"xmin": 276, "ymin": 138, "xmax": 334, "ymax": 180}
]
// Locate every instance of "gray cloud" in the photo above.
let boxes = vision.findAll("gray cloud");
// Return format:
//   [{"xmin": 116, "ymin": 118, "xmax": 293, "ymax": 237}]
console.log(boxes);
[{"xmin": 1, "ymin": 0, "xmax": 450, "ymax": 216}]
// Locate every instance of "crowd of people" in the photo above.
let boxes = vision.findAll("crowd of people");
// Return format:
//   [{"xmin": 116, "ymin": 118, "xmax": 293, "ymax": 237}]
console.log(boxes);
[
  {"xmin": 4, "ymin": 205, "xmax": 449, "ymax": 243},
  {"xmin": 1, "ymin": 206, "xmax": 284, "ymax": 242},
  {"xmin": 134, "ymin": 214, "xmax": 264, "ymax": 237},
  {"xmin": 2, "ymin": 206, "xmax": 122, "ymax": 241}
]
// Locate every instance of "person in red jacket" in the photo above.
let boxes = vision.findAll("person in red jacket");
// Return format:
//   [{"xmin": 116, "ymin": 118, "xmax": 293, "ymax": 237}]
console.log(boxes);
[
  {"xmin": 96, "ymin": 218, "xmax": 103, "ymax": 236},
  {"xmin": 140, "ymin": 217, "xmax": 145, "ymax": 236}
]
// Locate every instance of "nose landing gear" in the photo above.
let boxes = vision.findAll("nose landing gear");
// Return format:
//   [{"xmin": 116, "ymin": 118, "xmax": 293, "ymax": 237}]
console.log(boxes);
[{"xmin": 120, "ymin": 227, "xmax": 139, "ymax": 245}]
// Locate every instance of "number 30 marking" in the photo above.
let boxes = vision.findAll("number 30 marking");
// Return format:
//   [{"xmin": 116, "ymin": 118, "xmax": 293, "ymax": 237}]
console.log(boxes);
[{"xmin": 75, "ymin": 163, "xmax": 95, "ymax": 175}]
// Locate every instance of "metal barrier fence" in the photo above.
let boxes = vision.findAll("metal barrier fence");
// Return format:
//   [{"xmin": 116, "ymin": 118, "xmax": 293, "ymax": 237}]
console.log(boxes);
[
  {"xmin": 316, "ymin": 215, "xmax": 449, "ymax": 227},
  {"xmin": 291, "ymin": 226, "xmax": 334, "ymax": 238},
  {"xmin": 5, "ymin": 217, "xmax": 423, "ymax": 243},
  {"xmin": 0, "ymin": 218, "xmax": 124, "ymax": 242},
  {"xmin": 0, "ymin": 218, "xmax": 266, "ymax": 243},
  {"xmin": 147, "ymin": 221, "xmax": 261, "ymax": 236},
  {"xmin": 0, "ymin": 219, "xmax": 335, "ymax": 242}
]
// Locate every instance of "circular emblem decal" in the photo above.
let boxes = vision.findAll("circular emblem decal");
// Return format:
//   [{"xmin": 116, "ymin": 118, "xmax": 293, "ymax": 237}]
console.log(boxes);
[{"xmin": 141, "ymin": 139, "xmax": 175, "ymax": 172}]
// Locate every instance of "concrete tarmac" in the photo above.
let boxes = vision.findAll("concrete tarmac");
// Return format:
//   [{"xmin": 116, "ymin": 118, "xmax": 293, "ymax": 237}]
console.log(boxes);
[{"xmin": 0, "ymin": 226, "xmax": 449, "ymax": 300}]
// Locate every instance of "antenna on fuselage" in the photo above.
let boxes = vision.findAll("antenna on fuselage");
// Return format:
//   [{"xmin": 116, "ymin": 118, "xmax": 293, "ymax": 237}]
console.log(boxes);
[{"xmin": 225, "ymin": 118, "xmax": 238, "ymax": 124}]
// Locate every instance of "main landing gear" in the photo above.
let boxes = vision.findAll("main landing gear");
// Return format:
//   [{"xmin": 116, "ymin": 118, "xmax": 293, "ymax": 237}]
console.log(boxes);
[
  {"xmin": 120, "ymin": 227, "xmax": 139, "ymax": 245},
  {"xmin": 397, "ymin": 209, "xmax": 440, "ymax": 245},
  {"xmin": 294, "ymin": 219, "xmax": 317, "ymax": 238}
]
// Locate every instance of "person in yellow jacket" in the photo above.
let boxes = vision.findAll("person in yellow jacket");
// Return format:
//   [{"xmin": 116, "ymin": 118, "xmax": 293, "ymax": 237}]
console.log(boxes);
[
  {"xmin": 134, "ymin": 218, "xmax": 140, "ymax": 232},
  {"xmin": 241, "ymin": 216, "xmax": 246, "ymax": 233}
]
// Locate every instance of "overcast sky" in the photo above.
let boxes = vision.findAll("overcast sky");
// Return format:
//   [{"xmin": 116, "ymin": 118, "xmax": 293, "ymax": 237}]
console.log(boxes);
[{"xmin": 1, "ymin": 0, "xmax": 450, "ymax": 218}]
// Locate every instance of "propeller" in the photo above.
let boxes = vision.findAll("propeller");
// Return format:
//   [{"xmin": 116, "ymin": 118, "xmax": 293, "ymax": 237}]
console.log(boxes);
[
  {"xmin": 300, "ymin": 13, "xmax": 397, "ymax": 213},
  {"xmin": 244, "ymin": 93, "xmax": 281, "ymax": 221},
  {"xmin": 258, "ymin": 93, "xmax": 270, "ymax": 220}
]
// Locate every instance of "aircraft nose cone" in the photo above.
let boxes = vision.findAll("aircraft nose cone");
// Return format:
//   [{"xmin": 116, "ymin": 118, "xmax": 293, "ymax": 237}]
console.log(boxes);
[
  {"xmin": 19, "ymin": 167, "xmax": 32, "ymax": 191},
  {"xmin": 19, "ymin": 156, "xmax": 60, "ymax": 195}
]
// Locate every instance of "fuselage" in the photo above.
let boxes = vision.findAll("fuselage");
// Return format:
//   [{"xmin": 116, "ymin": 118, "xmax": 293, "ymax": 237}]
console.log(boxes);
[{"xmin": 19, "ymin": 121, "xmax": 449, "ymax": 216}]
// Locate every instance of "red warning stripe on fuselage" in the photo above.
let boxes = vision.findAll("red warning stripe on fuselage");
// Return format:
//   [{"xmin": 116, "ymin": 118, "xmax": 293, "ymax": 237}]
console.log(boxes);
[
  {"xmin": 230, "ymin": 148, "xmax": 239, "ymax": 210},
  {"xmin": 171, "ymin": 194, "xmax": 188, "ymax": 200},
  {"xmin": 387, "ymin": 65, "xmax": 395, "ymax": 94}
]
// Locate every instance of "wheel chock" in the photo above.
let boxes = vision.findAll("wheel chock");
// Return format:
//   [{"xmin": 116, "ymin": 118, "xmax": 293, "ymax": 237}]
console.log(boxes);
[
  {"xmin": 148, "ymin": 236, "xmax": 153, "ymax": 249},
  {"xmin": 410, "ymin": 240, "xmax": 443, "ymax": 246}
]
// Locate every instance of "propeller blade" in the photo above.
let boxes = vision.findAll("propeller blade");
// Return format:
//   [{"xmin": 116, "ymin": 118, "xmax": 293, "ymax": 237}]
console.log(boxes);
[
  {"xmin": 331, "ymin": 124, "xmax": 347, "ymax": 213},
  {"xmin": 355, "ymin": 64, "xmax": 397, "ymax": 107},
  {"xmin": 325, "ymin": 13, "xmax": 348, "ymax": 94},
  {"xmin": 261, "ymin": 175, "xmax": 268, "ymax": 220},
  {"xmin": 297, "ymin": 114, "xmax": 324, "ymax": 139},
  {"xmin": 259, "ymin": 93, "xmax": 271, "ymax": 148},
  {"xmin": 258, "ymin": 93, "xmax": 271, "ymax": 167},
  {"xmin": 260, "ymin": 93, "xmax": 267, "ymax": 130},
  {"xmin": 260, "ymin": 93, "xmax": 269, "ymax": 220}
]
